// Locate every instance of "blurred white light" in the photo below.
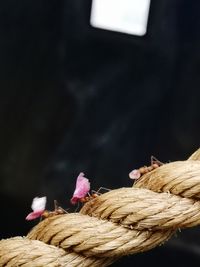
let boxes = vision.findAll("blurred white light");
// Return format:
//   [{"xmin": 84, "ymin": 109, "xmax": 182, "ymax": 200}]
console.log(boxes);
[{"xmin": 90, "ymin": 0, "xmax": 151, "ymax": 36}]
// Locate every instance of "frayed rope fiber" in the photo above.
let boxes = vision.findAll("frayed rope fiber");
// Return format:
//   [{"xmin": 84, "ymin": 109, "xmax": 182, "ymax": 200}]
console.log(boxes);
[{"xmin": 1, "ymin": 148, "xmax": 200, "ymax": 266}]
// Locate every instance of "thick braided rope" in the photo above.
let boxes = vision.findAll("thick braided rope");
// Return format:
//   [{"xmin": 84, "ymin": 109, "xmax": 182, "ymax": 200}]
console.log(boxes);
[
  {"xmin": 80, "ymin": 187, "xmax": 200, "ymax": 230},
  {"xmin": 0, "ymin": 237, "xmax": 113, "ymax": 267},
  {"xmin": 1, "ymin": 148, "xmax": 200, "ymax": 266},
  {"xmin": 134, "ymin": 160, "xmax": 200, "ymax": 198},
  {"xmin": 27, "ymin": 212, "xmax": 172, "ymax": 257}
]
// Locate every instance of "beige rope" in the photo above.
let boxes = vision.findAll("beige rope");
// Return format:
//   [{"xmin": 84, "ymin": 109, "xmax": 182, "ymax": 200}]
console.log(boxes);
[
  {"xmin": 27, "ymin": 213, "xmax": 172, "ymax": 257},
  {"xmin": 134, "ymin": 160, "xmax": 200, "ymax": 199},
  {"xmin": 0, "ymin": 237, "xmax": 113, "ymax": 267},
  {"xmin": 1, "ymin": 148, "xmax": 200, "ymax": 266},
  {"xmin": 188, "ymin": 148, "xmax": 200, "ymax": 160},
  {"xmin": 80, "ymin": 187, "xmax": 200, "ymax": 230}
]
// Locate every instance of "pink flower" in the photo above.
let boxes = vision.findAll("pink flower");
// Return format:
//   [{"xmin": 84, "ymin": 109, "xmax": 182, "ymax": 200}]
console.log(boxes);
[
  {"xmin": 26, "ymin": 196, "xmax": 47, "ymax": 221},
  {"xmin": 129, "ymin": 169, "xmax": 141, "ymax": 180},
  {"xmin": 70, "ymin": 172, "xmax": 90, "ymax": 205}
]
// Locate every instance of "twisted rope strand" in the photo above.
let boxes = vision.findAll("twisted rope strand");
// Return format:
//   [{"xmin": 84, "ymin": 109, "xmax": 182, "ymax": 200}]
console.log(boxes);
[
  {"xmin": 134, "ymin": 160, "xmax": 200, "ymax": 199},
  {"xmin": 80, "ymin": 187, "xmax": 200, "ymax": 230},
  {"xmin": 27, "ymin": 213, "xmax": 173, "ymax": 258},
  {"xmin": 0, "ymin": 237, "xmax": 113, "ymax": 267}
]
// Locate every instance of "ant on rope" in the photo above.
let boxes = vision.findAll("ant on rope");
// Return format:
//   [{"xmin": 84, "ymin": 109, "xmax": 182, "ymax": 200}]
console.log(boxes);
[
  {"xmin": 26, "ymin": 197, "xmax": 67, "ymax": 221},
  {"xmin": 129, "ymin": 156, "xmax": 164, "ymax": 181},
  {"xmin": 70, "ymin": 172, "xmax": 109, "ymax": 206},
  {"xmin": 42, "ymin": 200, "xmax": 67, "ymax": 219}
]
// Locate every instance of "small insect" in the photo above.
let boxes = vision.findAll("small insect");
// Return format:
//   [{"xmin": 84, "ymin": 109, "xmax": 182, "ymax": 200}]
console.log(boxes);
[
  {"xmin": 77, "ymin": 192, "xmax": 99, "ymax": 203},
  {"xmin": 129, "ymin": 156, "xmax": 163, "ymax": 180},
  {"xmin": 78, "ymin": 187, "xmax": 110, "ymax": 203},
  {"xmin": 41, "ymin": 200, "xmax": 67, "ymax": 219},
  {"xmin": 70, "ymin": 172, "xmax": 109, "ymax": 205},
  {"xmin": 26, "ymin": 197, "xmax": 67, "ymax": 221},
  {"xmin": 70, "ymin": 172, "xmax": 91, "ymax": 205}
]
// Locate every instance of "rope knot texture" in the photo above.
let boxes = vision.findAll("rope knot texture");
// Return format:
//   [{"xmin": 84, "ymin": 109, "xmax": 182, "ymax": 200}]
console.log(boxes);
[{"xmin": 1, "ymin": 148, "xmax": 200, "ymax": 266}]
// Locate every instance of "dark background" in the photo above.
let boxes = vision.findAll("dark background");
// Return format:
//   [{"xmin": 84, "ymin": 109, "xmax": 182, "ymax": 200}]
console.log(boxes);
[{"xmin": 1, "ymin": 0, "xmax": 200, "ymax": 265}]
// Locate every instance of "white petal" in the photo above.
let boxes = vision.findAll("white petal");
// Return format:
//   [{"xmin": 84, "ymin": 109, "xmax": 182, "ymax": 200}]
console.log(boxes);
[
  {"xmin": 31, "ymin": 196, "xmax": 47, "ymax": 211},
  {"xmin": 129, "ymin": 169, "xmax": 141, "ymax": 179}
]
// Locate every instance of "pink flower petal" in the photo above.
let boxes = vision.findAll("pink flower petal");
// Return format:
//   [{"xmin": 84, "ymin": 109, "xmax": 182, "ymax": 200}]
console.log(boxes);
[
  {"xmin": 70, "ymin": 196, "xmax": 79, "ymax": 205},
  {"xmin": 71, "ymin": 172, "xmax": 90, "ymax": 205},
  {"xmin": 25, "ymin": 210, "xmax": 44, "ymax": 221},
  {"xmin": 129, "ymin": 169, "xmax": 141, "ymax": 180}
]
